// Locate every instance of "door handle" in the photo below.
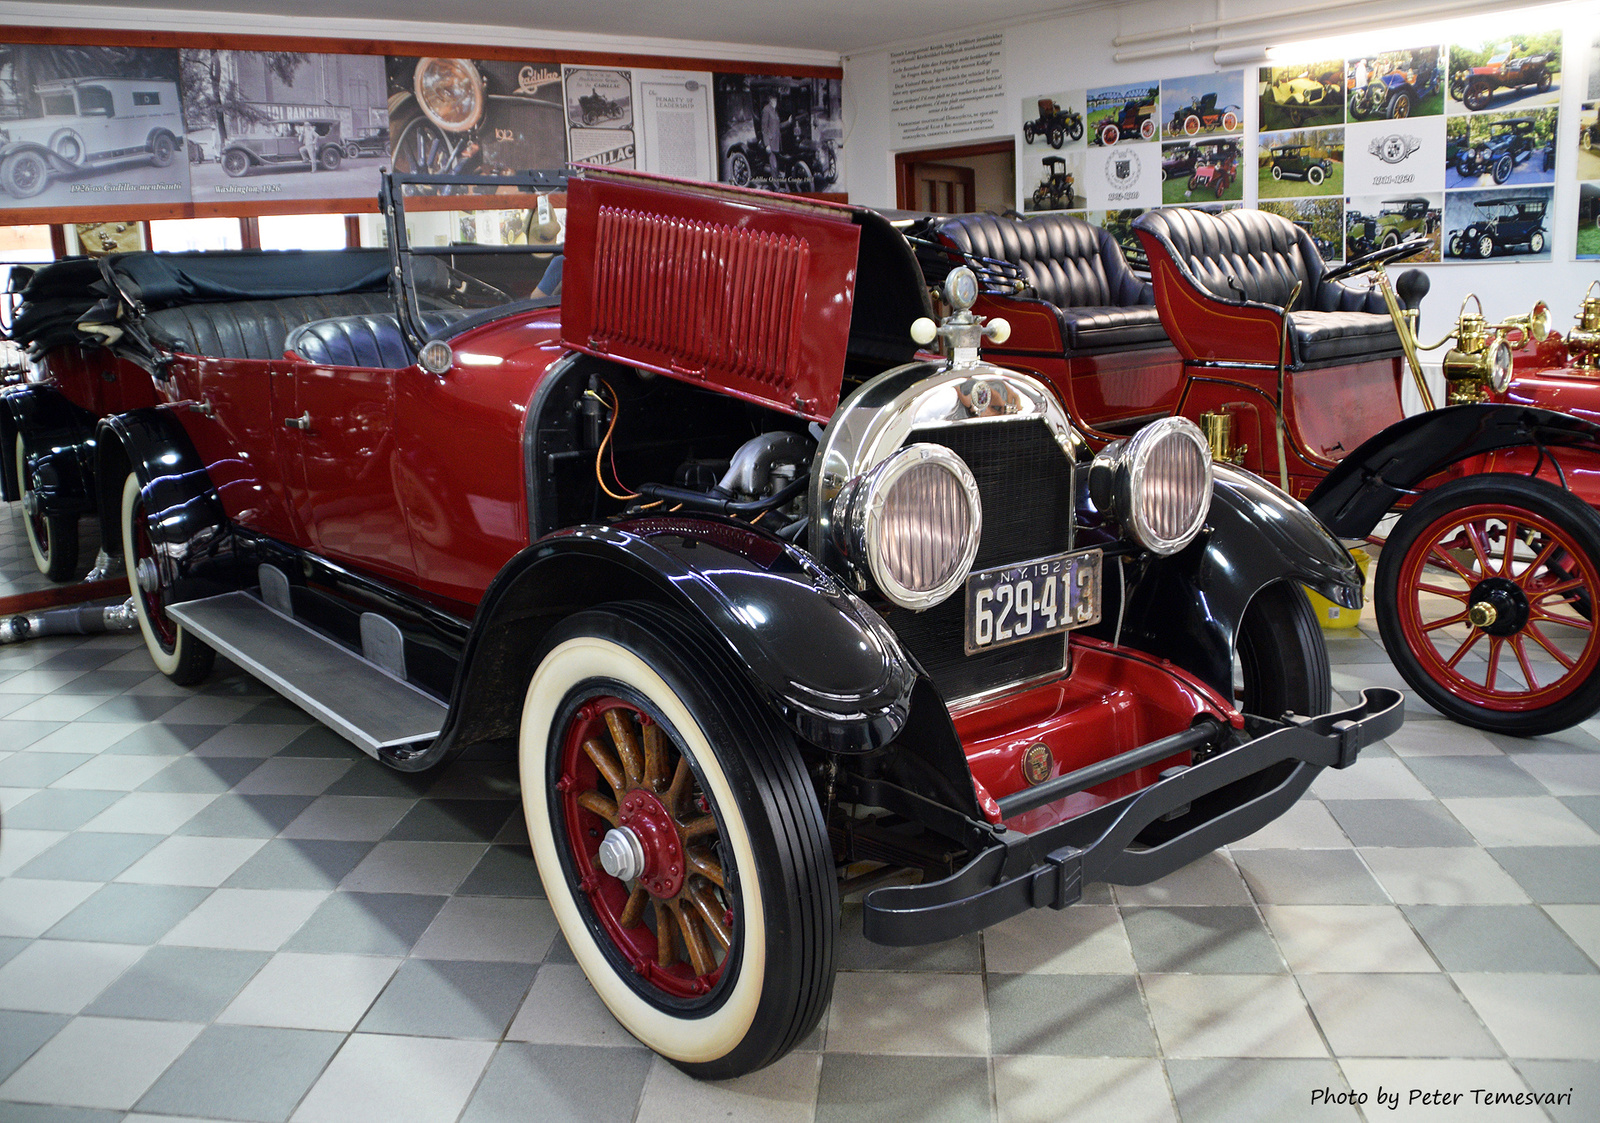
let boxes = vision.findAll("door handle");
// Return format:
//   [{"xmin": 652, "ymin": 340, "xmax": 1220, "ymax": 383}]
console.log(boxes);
[{"xmin": 284, "ymin": 411, "xmax": 311, "ymax": 430}]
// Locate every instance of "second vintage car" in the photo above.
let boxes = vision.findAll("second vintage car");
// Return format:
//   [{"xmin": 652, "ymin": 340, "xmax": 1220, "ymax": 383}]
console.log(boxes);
[
  {"xmin": 0, "ymin": 76, "xmax": 183, "ymax": 198},
  {"xmin": 73, "ymin": 167, "xmax": 1397, "ymax": 1079},
  {"xmin": 1448, "ymin": 194, "xmax": 1549, "ymax": 257}
]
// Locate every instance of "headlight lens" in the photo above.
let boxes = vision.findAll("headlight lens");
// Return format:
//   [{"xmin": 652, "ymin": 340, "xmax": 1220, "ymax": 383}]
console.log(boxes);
[
  {"xmin": 415, "ymin": 57, "xmax": 484, "ymax": 132},
  {"xmin": 837, "ymin": 443, "xmax": 982, "ymax": 610},
  {"xmin": 1093, "ymin": 417, "xmax": 1213, "ymax": 556},
  {"xmin": 1489, "ymin": 336, "xmax": 1513, "ymax": 392}
]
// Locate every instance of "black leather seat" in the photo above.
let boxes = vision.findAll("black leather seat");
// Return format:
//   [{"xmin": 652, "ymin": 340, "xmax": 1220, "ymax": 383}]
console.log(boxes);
[
  {"xmin": 287, "ymin": 310, "xmax": 469, "ymax": 368},
  {"xmin": 145, "ymin": 293, "xmax": 396, "ymax": 361},
  {"xmin": 1134, "ymin": 208, "xmax": 1400, "ymax": 368},
  {"xmin": 938, "ymin": 213, "xmax": 1167, "ymax": 352}
]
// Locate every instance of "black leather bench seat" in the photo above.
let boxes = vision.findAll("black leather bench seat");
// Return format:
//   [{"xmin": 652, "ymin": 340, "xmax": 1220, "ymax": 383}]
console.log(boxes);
[
  {"xmin": 287, "ymin": 310, "xmax": 470, "ymax": 369},
  {"xmin": 938, "ymin": 212, "xmax": 1166, "ymax": 356},
  {"xmin": 1289, "ymin": 310, "xmax": 1402, "ymax": 366},
  {"xmin": 145, "ymin": 294, "xmax": 396, "ymax": 361}
]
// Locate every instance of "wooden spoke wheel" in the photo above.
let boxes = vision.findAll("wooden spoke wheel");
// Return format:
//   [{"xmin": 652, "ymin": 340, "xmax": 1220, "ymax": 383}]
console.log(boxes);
[{"xmin": 1376, "ymin": 475, "xmax": 1600, "ymax": 735}]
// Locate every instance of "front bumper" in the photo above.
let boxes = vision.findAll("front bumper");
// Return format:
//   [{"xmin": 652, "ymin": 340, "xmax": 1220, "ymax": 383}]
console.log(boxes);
[{"xmin": 863, "ymin": 688, "xmax": 1403, "ymax": 946}]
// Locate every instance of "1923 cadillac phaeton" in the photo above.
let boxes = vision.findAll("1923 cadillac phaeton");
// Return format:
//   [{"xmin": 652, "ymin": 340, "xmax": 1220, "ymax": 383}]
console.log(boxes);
[
  {"xmin": 63, "ymin": 168, "xmax": 1398, "ymax": 1078},
  {"xmin": 927, "ymin": 206, "xmax": 1600, "ymax": 735}
]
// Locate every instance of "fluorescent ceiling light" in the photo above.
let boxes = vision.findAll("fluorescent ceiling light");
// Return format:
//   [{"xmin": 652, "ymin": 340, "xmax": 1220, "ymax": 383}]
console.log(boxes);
[{"xmin": 1266, "ymin": 2, "xmax": 1569, "ymax": 61}]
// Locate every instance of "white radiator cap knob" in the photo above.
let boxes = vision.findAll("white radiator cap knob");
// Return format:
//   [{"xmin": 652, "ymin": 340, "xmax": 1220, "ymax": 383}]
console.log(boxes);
[
  {"xmin": 910, "ymin": 317, "xmax": 938, "ymax": 346},
  {"xmin": 984, "ymin": 317, "xmax": 1011, "ymax": 344}
]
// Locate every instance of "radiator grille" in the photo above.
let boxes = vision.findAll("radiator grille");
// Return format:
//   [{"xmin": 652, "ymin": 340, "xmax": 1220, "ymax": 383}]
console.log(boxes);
[
  {"xmin": 592, "ymin": 205, "xmax": 809, "ymax": 389},
  {"xmin": 885, "ymin": 417, "xmax": 1078, "ymax": 702}
]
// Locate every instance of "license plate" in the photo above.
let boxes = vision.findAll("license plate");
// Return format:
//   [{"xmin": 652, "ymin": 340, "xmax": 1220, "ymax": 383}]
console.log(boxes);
[{"xmin": 964, "ymin": 548, "xmax": 1103, "ymax": 654}]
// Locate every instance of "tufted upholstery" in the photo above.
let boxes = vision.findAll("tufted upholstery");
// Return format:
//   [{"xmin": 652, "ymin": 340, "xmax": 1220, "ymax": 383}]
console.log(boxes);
[
  {"xmin": 287, "ymin": 310, "xmax": 470, "ymax": 368},
  {"xmin": 937, "ymin": 213, "xmax": 1166, "ymax": 353},
  {"xmin": 1134, "ymin": 208, "xmax": 1400, "ymax": 368},
  {"xmin": 144, "ymin": 293, "xmax": 397, "ymax": 361}
]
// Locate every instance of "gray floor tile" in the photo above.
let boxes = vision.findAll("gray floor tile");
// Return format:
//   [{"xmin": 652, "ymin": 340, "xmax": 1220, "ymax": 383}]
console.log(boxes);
[
  {"xmin": 0, "ymin": 1101, "xmax": 125, "ymax": 1121},
  {"xmin": 282, "ymin": 891, "xmax": 447, "ymax": 956},
  {"xmin": 384, "ymin": 799, "xmax": 518, "ymax": 843},
  {"xmin": 288, "ymin": 1032, "xmax": 494, "ymax": 1123},
  {"xmin": 1322, "ymin": 799, "xmax": 1476, "ymax": 847},
  {"xmin": 1231, "ymin": 849, "xmax": 1389, "ymax": 904},
  {"xmin": 0, "ymin": 1009, "xmax": 69, "ymax": 1083},
  {"xmin": 43, "ymin": 883, "xmax": 212, "ymax": 945},
  {"xmin": 456, "ymin": 845, "xmax": 544, "ymax": 899},
  {"xmin": 84, "ymin": 945, "xmax": 270, "ymax": 1021},
  {"xmin": 1511, "ymin": 1059, "xmax": 1600, "ymax": 1123},
  {"xmin": 136, "ymin": 756, "xmax": 261, "ymax": 793},
  {"xmin": 1, "ymin": 789, "xmax": 121, "ymax": 830},
  {"xmin": 816, "ymin": 1053, "xmax": 990, "ymax": 1123},
  {"xmin": 13, "ymin": 832, "xmax": 163, "ymax": 882},
  {"xmin": 1491, "ymin": 846, "xmax": 1600, "ymax": 903},
  {"xmin": 358, "ymin": 958, "xmax": 537, "ymax": 1039},
  {"xmin": 1402, "ymin": 904, "xmax": 1597, "ymax": 973},
  {"xmin": 134, "ymin": 1024, "xmax": 343, "ymax": 1123},
  {"xmin": 76, "ymin": 694, "xmax": 185, "ymax": 725},
  {"xmin": 1455, "ymin": 974, "xmax": 1600, "ymax": 1059},
  {"xmin": 1166, "ymin": 1058, "xmax": 1357, "ymax": 1123},
  {"xmin": 321, "ymin": 759, "xmax": 435, "ymax": 797},
  {"xmin": 0, "ymin": 753, "xmax": 91, "ymax": 788},
  {"xmin": 176, "ymin": 794, "xmax": 317, "ymax": 838},
  {"xmin": 835, "ymin": 903, "xmax": 980, "ymax": 973},
  {"xmin": 275, "ymin": 726, "xmax": 364, "ymax": 758},
  {"xmin": 222, "ymin": 840, "xmax": 376, "ymax": 890},
  {"xmin": 1563, "ymin": 795, "xmax": 1600, "ymax": 833},
  {"xmin": 0, "ymin": 721, "xmax": 66, "ymax": 751},
  {"xmin": 1404, "ymin": 755, "xmax": 1551, "ymax": 799},
  {"xmin": 0, "ymin": 1015, "xmax": 203, "ymax": 1110},
  {"xmin": 100, "ymin": 723, "xmax": 222, "ymax": 752},
  {"xmin": 460, "ymin": 1042, "xmax": 653, "ymax": 1123},
  {"xmin": 0, "ymin": 935, "xmax": 27, "ymax": 967},
  {"xmin": 56, "ymin": 671, "xmax": 158, "ymax": 696},
  {"xmin": 1297, "ymin": 973, "xmax": 1499, "ymax": 1057},
  {"xmin": 1122, "ymin": 907, "xmax": 1285, "ymax": 974},
  {"xmin": 987, "ymin": 972, "xmax": 1157, "ymax": 1057},
  {"xmin": 421, "ymin": 761, "xmax": 520, "ymax": 801},
  {"xmin": 409, "ymin": 897, "xmax": 557, "ymax": 962}
]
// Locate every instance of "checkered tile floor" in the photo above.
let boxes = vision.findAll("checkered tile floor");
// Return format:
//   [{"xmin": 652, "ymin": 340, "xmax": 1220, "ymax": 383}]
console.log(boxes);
[{"xmin": 2, "ymin": 501, "xmax": 1599, "ymax": 1123}]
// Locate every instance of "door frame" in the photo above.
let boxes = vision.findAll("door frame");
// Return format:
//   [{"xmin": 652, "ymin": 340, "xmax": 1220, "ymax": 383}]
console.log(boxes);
[{"xmin": 894, "ymin": 138, "xmax": 1015, "ymax": 211}]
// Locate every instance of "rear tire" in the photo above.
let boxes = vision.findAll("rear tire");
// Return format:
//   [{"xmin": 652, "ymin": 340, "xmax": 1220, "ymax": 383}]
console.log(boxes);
[
  {"xmin": 14, "ymin": 434, "xmax": 81, "ymax": 582},
  {"xmin": 121, "ymin": 473, "xmax": 214, "ymax": 685},
  {"xmin": 520, "ymin": 601, "xmax": 836, "ymax": 1079}
]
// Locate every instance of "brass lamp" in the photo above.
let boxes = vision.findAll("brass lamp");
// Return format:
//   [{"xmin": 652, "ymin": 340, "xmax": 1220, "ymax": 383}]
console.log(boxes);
[
  {"xmin": 1442, "ymin": 295, "xmax": 1512, "ymax": 403},
  {"xmin": 1569, "ymin": 281, "xmax": 1600, "ymax": 370}
]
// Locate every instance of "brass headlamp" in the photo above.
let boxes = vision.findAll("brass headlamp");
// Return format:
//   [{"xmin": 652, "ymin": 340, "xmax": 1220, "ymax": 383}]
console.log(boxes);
[
  {"xmin": 1569, "ymin": 281, "xmax": 1600, "ymax": 370},
  {"xmin": 1442, "ymin": 294, "xmax": 1512, "ymax": 403}
]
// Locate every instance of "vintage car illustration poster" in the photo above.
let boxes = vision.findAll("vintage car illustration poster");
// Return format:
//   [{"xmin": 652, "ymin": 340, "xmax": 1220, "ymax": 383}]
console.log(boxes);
[
  {"xmin": 713, "ymin": 74, "xmax": 841, "ymax": 194},
  {"xmin": 1342, "ymin": 192, "xmax": 1441, "ymax": 262},
  {"xmin": 1579, "ymin": 181, "xmax": 1599, "ymax": 259},
  {"xmin": 1344, "ymin": 115, "xmax": 1444, "ymax": 194},
  {"xmin": 1577, "ymin": 101, "xmax": 1600, "ymax": 180},
  {"xmin": 1159, "ymin": 137, "xmax": 1242, "ymax": 204},
  {"xmin": 1447, "ymin": 32, "xmax": 1562, "ymax": 115},
  {"xmin": 1345, "ymin": 47, "xmax": 1445, "ymax": 122},
  {"xmin": 1019, "ymin": 88, "xmax": 1086, "ymax": 153},
  {"xmin": 1444, "ymin": 105, "xmax": 1557, "ymax": 190},
  {"xmin": 1443, "ymin": 185, "xmax": 1553, "ymax": 260},
  {"xmin": 1083, "ymin": 142, "xmax": 1160, "ymax": 210},
  {"xmin": 1160, "ymin": 71, "xmax": 1243, "ymax": 141},
  {"xmin": 563, "ymin": 67, "xmax": 634, "ymax": 170},
  {"xmin": 632, "ymin": 70, "xmax": 715, "ymax": 181},
  {"xmin": 0, "ymin": 43, "xmax": 189, "ymax": 212},
  {"xmin": 1085, "ymin": 83, "xmax": 1159, "ymax": 147},
  {"xmin": 1083, "ymin": 207, "xmax": 1148, "ymax": 269},
  {"xmin": 1578, "ymin": 101, "xmax": 1600, "ymax": 259},
  {"xmin": 1259, "ymin": 197, "xmax": 1346, "ymax": 262},
  {"xmin": 1021, "ymin": 149, "xmax": 1084, "ymax": 213},
  {"xmin": 1259, "ymin": 127, "xmax": 1345, "ymax": 198},
  {"xmin": 73, "ymin": 219, "xmax": 145, "ymax": 256},
  {"xmin": 384, "ymin": 56, "xmax": 567, "ymax": 192},
  {"xmin": 182, "ymin": 50, "xmax": 387, "ymax": 203},
  {"xmin": 1258, "ymin": 59, "xmax": 1345, "ymax": 132}
]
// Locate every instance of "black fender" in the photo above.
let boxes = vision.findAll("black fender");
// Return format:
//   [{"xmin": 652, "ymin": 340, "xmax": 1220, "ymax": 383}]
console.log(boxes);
[
  {"xmin": 1306, "ymin": 403, "xmax": 1600, "ymax": 539},
  {"xmin": 1114, "ymin": 464, "xmax": 1361, "ymax": 700},
  {"xmin": 1, "ymin": 385, "xmax": 98, "ymax": 506},
  {"xmin": 416, "ymin": 517, "xmax": 922, "ymax": 773},
  {"xmin": 94, "ymin": 408, "xmax": 234, "ymax": 588}
]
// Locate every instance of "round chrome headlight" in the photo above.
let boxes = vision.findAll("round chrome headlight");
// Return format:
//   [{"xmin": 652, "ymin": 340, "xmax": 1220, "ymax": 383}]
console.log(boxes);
[
  {"xmin": 1093, "ymin": 417, "xmax": 1213, "ymax": 556},
  {"xmin": 835, "ymin": 443, "xmax": 982, "ymax": 610},
  {"xmin": 1488, "ymin": 336, "xmax": 1513, "ymax": 392},
  {"xmin": 414, "ymin": 57, "xmax": 485, "ymax": 133}
]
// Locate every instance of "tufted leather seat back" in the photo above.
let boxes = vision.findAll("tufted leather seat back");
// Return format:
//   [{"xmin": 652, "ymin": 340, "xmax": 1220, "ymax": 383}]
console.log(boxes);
[
  {"xmin": 144, "ymin": 293, "xmax": 397, "ymax": 361},
  {"xmin": 938, "ymin": 213, "xmax": 1151, "ymax": 309},
  {"xmin": 287, "ymin": 309, "xmax": 470, "ymax": 368}
]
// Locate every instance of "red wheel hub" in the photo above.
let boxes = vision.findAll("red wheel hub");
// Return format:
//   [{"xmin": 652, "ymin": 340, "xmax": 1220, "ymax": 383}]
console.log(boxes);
[{"xmin": 619, "ymin": 789, "xmax": 685, "ymax": 899}]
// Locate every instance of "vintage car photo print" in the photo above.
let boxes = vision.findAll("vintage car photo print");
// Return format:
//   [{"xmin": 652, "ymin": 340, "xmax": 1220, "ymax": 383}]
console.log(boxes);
[
  {"xmin": 1160, "ymin": 137, "xmax": 1242, "ymax": 203},
  {"xmin": 1258, "ymin": 59, "xmax": 1344, "ymax": 131},
  {"xmin": 1445, "ymin": 106, "xmax": 1557, "ymax": 189},
  {"xmin": 1259, "ymin": 196, "xmax": 1345, "ymax": 261},
  {"xmin": 1343, "ymin": 192, "xmax": 1441, "ymax": 261},
  {"xmin": 1259, "ymin": 126, "xmax": 1344, "ymax": 198},
  {"xmin": 1019, "ymin": 89, "xmax": 1086, "ymax": 152},
  {"xmin": 1443, "ymin": 184, "xmax": 1553, "ymax": 260},
  {"xmin": 1086, "ymin": 82, "xmax": 1159, "ymax": 147},
  {"xmin": 1345, "ymin": 46, "xmax": 1445, "ymax": 121},
  {"xmin": 0, "ymin": 43, "xmax": 190, "ymax": 211},
  {"xmin": 1448, "ymin": 32, "xmax": 1561, "ymax": 114},
  {"xmin": 1160, "ymin": 70, "xmax": 1243, "ymax": 141},
  {"xmin": 182, "ymin": 49, "xmax": 388, "ymax": 203},
  {"xmin": 714, "ymin": 73, "xmax": 842, "ymax": 194},
  {"xmin": 1021, "ymin": 149, "xmax": 1084, "ymax": 212},
  {"xmin": 564, "ymin": 67, "xmax": 635, "ymax": 170}
]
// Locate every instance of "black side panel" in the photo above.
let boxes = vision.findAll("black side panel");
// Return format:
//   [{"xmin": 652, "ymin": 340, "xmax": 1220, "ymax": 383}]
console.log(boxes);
[
  {"xmin": 1, "ymin": 385, "xmax": 98, "ymax": 503},
  {"xmin": 1307, "ymin": 403, "xmax": 1600, "ymax": 538}
]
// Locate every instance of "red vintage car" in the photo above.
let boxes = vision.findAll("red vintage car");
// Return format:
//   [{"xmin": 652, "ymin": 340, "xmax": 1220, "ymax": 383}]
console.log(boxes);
[
  {"xmin": 929, "ymin": 207, "xmax": 1600, "ymax": 735},
  {"xmin": 75, "ymin": 168, "xmax": 1397, "ymax": 1078}
]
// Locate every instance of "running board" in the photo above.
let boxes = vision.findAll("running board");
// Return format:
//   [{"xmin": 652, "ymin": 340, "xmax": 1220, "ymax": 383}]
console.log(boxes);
[{"xmin": 164, "ymin": 592, "xmax": 447, "ymax": 758}]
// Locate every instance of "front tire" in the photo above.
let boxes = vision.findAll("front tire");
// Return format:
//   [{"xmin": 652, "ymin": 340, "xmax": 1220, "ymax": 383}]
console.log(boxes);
[
  {"xmin": 221, "ymin": 149, "xmax": 249, "ymax": 177},
  {"xmin": 520, "ymin": 602, "xmax": 836, "ymax": 1079},
  {"xmin": 1464, "ymin": 83, "xmax": 1491, "ymax": 111},
  {"xmin": 725, "ymin": 150, "xmax": 752, "ymax": 186},
  {"xmin": 3, "ymin": 150, "xmax": 49, "ymax": 198},
  {"xmin": 1068, "ymin": 118, "xmax": 1083, "ymax": 141},
  {"xmin": 1307, "ymin": 164, "xmax": 1325, "ymax": 186},
  {"xmin": 1237, "ymin": 581, "xmax": 1332, "ymax": 718},
  {"xmin": 121, "ymin": 473, "xmax": 214, "ymax": 685},
  {"xmin": 1387, "ymin": 91, "xmax": 1412, "ymax": 119},
  {"xmin": 1047, "ymin": 125, "xmax": 1065, "ymax": 149},
  {"xmin": 14, "ymin": 434, "xmax": 81, "ymax": 582},
  {"xmin": 1493, "ymin": 155, "xmax": 1513, "ymax": 184},
  {"xmin": 1023, "ymin": 122, "xmax": 1036, "ymax": 144},
  {"xmin": 1375, "ymin": 475, "xmax": 1600, "ymax": 735}
]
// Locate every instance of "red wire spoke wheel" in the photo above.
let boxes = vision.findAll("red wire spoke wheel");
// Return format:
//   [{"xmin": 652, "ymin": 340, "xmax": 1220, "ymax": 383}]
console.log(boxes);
[
  {"xmin": 1376, "ymin": 475, "xmax": 1600, "ymax": 735},
  {"xmin": 521, "ymin": 601, "xmax": 835, "ymax": 1078}
]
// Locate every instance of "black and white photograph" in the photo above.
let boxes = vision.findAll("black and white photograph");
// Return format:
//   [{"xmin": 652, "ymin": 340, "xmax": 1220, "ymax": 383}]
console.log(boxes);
[
  {"xmin": 0, "ymin": 44, "xmax": 189, "ymax": 210},
  {"xmin": 713, "ymin": 73, "xmax": 841, "ymax": 193},
  {"xmin": 564, "ymin": 67, "xmax": 634, "ymax": 171},
  {"xmin": 181, "ymin": 49, "xmax": 387, "ymax": 202}
]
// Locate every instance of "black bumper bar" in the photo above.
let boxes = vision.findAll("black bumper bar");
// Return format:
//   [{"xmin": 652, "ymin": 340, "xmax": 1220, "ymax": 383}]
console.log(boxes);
[{"xmin": 862, "ymin": 688, "xmax": 1403, "ymax": 946}]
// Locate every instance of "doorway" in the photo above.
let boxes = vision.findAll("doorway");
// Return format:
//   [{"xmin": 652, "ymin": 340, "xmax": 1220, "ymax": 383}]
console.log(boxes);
[{"xmin": 894, "ymin": 139, "xmax": 1015, "ymax": 214}]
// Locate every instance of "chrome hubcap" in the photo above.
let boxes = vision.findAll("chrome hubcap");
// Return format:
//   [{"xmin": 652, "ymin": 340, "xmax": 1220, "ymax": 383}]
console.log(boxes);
[
  {"xmin": 1468, "ymin": 601, "xmax": 1498, "ymax": 629},
  {"xmin": 136, "ymin": 556, "xmax": 160, "ymax": 594},
  {"xmin": 21, "ymin": 491, "xmax": 38, "ymax": 517},
  {"xmin": 597, "ymin": 825, "xmax": 646, "ymax": 882}
]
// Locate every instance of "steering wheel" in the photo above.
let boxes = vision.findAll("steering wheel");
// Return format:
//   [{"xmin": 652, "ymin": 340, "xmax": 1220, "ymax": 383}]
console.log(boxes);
[{"xmin": 1322, "ymin": 236, "xmax": 1430, "ymax": 283}]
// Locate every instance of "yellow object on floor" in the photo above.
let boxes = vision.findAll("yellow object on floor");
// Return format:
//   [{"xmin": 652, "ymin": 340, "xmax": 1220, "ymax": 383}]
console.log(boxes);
[{"xmin": 1306, "ymin": 546, "xmax": 1370, "ymax": 631}]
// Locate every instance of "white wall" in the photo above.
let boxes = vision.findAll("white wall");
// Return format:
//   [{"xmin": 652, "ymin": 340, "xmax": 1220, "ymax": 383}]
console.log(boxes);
[{"xmin": 845, "ymin": 0, "xmax": 1600, "ymax": 344}]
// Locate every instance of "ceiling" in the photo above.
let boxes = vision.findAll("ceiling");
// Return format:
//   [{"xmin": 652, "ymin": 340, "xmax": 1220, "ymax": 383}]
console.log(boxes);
[{"xmin": 7, "ymin": 0, "xmax": 1081, "ymax": 56}]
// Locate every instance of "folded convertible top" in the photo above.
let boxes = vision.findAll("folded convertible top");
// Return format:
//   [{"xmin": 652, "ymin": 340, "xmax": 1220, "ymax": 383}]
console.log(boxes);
[{"xmin": 103, "ymin": 249, "xmax": 393, "ymax": 307}]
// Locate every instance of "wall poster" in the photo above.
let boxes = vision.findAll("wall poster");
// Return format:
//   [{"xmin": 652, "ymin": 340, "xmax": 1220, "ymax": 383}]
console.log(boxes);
[
  {"xmin": 632, "ymin": 70, "xmax": 715, "ymax": 182},
  {"xmin": 564, "ymin": 66, "xmax": 634, "ymax": 170},
  {"xmin": 713, "ymin": 74, "xmax": 842, "ymax": 194},
  {"xmin": 1577, "ymin": 31, "xmax": 1600, "ymax": 260}
]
